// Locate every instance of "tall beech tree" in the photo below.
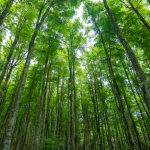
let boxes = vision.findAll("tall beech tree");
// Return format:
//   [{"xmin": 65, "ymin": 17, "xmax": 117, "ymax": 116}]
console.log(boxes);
[
  {"xmin": 103, "ymin": 0, "xmax": 150, "ymax": 114},
  {"xmin": 0, "ymin": 0, "xmax": 150, "ymax": 150}
]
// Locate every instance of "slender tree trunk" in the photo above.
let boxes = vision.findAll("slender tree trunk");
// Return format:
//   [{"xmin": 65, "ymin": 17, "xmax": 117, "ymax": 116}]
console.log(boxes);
[
  {"xmin": 88, "ymin": 80, "xmax": 102, "ymax": 150},
  {"xmin": 58, "ymin": 78, "xmax": 64, "ymax": 150},
  {"xmin": 91, "ymin": 67, "xmax": 103, "ymax": 150},
  {"xmin": 0, "ymin": 56, "xmax": 15, "ymax": 105},
  {"xmin": 72, "ymin": 49, "xmax": 79, "ymax": 150},
  {"xmin": 2, "ymin": 4, "xmax": 50, "ymax": 149},
  {"xmin": 45, "ymin": 82, "xmax": 52, "ymax": 139},
  {"xmin": 17, "ymin": 69, "xmax": 37, "ymax": 150},
  {"xmin": 123, "ymin": 90, "xmax": 142, "ymax": 149},
  {"xmin": 127, "ymin": 0, "xmax": 150, "ymax": 32},
  {"xmin": 0, "ymin": 0, "xmax": 14, "ymax": 26},
  {"xmin": 98, "ymin": 30, "xmax": 135, "ymax": 149},
  {"xmin": 103, "ymin": 0, "xmax": 150, "ymax": 114},
  {"xmin": 0, "ymin": 34, "xmax": 19, "ymax": 87},
  {"xmin": 81, "ymin": 90, "xmax": 90, "ymax": 150},
  {"xmin": 32, "ymin": 83, "xmax": 42, "ymax": 150},
  {"xmin": 123, "ymin": 64, "xmax": 150, "ymax": 143},
  {"xmin": 0, "ymin": 16, "xmax": 25, "ymax": 87},
  {"xmin": 67, "ymin": 47, "xmax": 74, "ymax": 150},
  {"xmin": 55, "ymin": 75, "xmax": 60, "ymax": 136},
  {"xmin": 37, "ymin": 53, "xmax": 52, "ymax": 150},
  {"xmin": 100, "ymin": 89, "xmax": 114, "ymax": 150}
]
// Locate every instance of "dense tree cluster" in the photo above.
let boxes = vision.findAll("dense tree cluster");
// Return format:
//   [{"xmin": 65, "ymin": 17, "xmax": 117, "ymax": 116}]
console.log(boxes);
[{"xmin": 0, "ymin": 0, "xmax": 150, "ymax": 150}]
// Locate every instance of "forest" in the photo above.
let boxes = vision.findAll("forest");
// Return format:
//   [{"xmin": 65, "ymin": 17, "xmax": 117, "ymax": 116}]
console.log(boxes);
[{"xmin": 0, "ymin": 0, "xmax": 150, "ymax": 150}]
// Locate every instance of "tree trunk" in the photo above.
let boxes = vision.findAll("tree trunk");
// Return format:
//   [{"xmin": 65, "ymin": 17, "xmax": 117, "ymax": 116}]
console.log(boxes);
[
  {"xmin": 96, "ymin": 26, "xmax": 135, "ymax": 148},
  {"xmin": 127, "ymin": 0, "xmax": 150, "ymax": 32},
  {"xmin": 88, "ymin": 79, "xmax": 102, "ymax": 150},
  {"xmin": 2, "ymin": 4, "xmax": 50, "ymax": 149},
  {"xmin": 0, "ymin": 34, "xmax": 19, "ymax": 87},
  {"xmin": 17, "ymin": 69, "xmax": 37, "ymax": 150},
  {"xmin": 0, "ymin": 0, "xmax": 14, "ymax": 26},
  {"xmin": 45, "ymin": 81, "xmax": 53, "ymax": 139},
  {"xmin": 67, "ymin": 47, "xmax": 74, "ymax": 150},
  {"xmin": 0, "ymin": 16, "xmax": 25, "ymax": 87},
  {"xmin": 0, "ymin": 56, "xmax": 15, "ymax": 105},
  {"xmin": 81, "ymin": 90, "xmax": 90, "ymax": 150},
  {"xmin": 103, "ymin": 0, "xmax": 150, "ymax": 114}
]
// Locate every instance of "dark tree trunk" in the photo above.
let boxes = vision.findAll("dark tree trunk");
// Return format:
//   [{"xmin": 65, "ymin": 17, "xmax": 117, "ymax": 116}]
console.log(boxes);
[
  {"xmin": 2, "ymin": 4, "xmax": 50, "ymax": 149},
  {"xmin": 67, "ymin": 47, "xmax": 74, "ymax": 150},
  {"xmin": 127, "ymin": 0, "xmax": 150, "ymax": 32},
  {"xmin": 0, "ymin": 17, "xmax": 25, "ymax": 88},
  {"xmin": 103, "ymin": 0, "xmax": 150, "ymax": 114},
  {"xmin": 0, "ymin": 0, "xmax": 14, "ymax": 26},
  {"xmin": 0, "ymin": 34, "xmax": 19, "ymax": 87},
  {"xmin": 96, "ymin": 24, "xmax": 135, "ymax": 148}
]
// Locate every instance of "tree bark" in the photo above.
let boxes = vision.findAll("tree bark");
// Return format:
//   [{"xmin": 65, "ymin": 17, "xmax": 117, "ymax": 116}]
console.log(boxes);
[
  {"xmin": 103, "ymin": 0, "xmax": 150, "ymax": 114},
  {"xmin": 67, "ymin": 47, "xmax": 74, "ymax": 150},
  {"xmin": 0, "ymin": 0, "xmax": 14, "ymax": 26},
  {"xmin": 2, "ymin": 4, "xmax": 50, "ymax": 149},
  {"xmin": 127, "ymin": 0, "xmax": 150, "ymax": 32},
  {"xmin": 96, "ymin": 25, "xmax": 135, "ymax": 148}
]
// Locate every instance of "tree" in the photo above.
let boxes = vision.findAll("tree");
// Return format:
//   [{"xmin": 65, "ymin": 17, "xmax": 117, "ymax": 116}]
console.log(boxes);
[
  {"xmin": 103, "ymin": 0, "xmax": 150, "ymax": 114},
  {"xmin": 0, "ymin": 0, "xmax": 150, "ymax": 149},
  {"xmin": 0, "ymin": 0, "xmax": 14, "ymax": 26}
]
